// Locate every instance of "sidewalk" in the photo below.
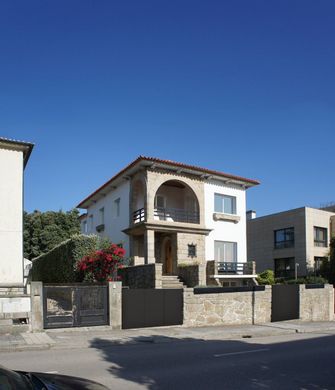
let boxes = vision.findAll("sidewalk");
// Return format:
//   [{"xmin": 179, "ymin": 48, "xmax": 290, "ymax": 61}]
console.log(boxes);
[{"xmin": 1, "ymin": 321, "xmax": 335, "ymax": 352}]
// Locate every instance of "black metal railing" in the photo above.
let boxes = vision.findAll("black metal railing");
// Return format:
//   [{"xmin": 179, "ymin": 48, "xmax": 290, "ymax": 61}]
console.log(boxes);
[
  {"xmin": 154, "ymin": 207, "xmax": 200, "ymax": 224},
  {"xmin": 216, "ymin": 262, "xmax": 254, "ymax": 275},
  {"xmin": 133, "ymin": 208, "xmax": 145, "ymax": 223}
]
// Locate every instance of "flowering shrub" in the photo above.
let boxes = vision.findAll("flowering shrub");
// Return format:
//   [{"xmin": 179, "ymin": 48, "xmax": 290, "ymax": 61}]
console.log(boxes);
[{"xmin": 77, "ymin": 243, "xmax": 126, "ymax": 282}]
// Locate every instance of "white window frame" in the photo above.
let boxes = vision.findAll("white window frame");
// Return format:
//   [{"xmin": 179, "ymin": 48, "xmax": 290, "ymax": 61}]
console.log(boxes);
[
  {"xmin": 214, "ymin": 193, "xmax": 236, "ymax": 215},
  {"xmin": 214, "ymin": 241, "xmax": 237, "ymax": 263}
]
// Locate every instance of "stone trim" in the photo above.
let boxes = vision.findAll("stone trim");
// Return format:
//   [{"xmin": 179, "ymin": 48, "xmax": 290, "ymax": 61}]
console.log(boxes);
[{"xmin": 213, "ymin": 212, "xmax": 240, "ymax": 223}]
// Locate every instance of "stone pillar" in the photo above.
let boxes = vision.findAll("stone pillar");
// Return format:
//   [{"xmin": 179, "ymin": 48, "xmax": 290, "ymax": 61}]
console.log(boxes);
[
  {"xmin": 144, "ymin": 229, "xmax": 155, "ymax": 264},
  {"xmin": 154, "ymin": 263, "xmax": 163, "ymax": 288},
  {"xmin": 108, "ymin": 281, "xmax": 122, "ymax": 329},
  {"xmin": 30, "ymin": 282, "xmax": 44, "ymax": 332}
]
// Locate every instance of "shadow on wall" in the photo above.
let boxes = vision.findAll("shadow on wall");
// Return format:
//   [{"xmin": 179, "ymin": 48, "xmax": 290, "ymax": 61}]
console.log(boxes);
[{"xmin": 89, "ymin": 334, "xmax": 335, "ymax": 390}]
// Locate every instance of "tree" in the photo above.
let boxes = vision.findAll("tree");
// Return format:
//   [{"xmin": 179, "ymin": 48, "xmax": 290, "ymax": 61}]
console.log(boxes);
[
  {"xmin": 24, "ymin": 209, "xmax": 80, "ymax": 259},
  {"xmin": 328, "ymin": 237, "xmax": 335, "ymax": 285}
]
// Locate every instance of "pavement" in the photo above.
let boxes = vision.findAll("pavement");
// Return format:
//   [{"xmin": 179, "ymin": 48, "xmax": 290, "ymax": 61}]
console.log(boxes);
[{"xmin": 1, "ymin": 320, "xmax": 335, "ymax": 352}]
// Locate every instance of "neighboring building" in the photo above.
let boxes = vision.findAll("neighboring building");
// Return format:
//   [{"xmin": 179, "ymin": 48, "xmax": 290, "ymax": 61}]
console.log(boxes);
[
  {"xmin": 0, "ymin": 137, "xmax": 34, "ymax": 291},
  {"xmin": 77, "ymin": 156, "xmax": 259, "ymax": 284},
  {"xmin": 247, "ymin": 207, "xmax": 335, "ymax": 278}
]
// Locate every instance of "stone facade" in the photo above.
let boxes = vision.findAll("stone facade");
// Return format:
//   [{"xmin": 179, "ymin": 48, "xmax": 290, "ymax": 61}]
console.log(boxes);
[
  {"xmin": 177, "ymin": 265, "xmax": 200, "ymax": 287},
  {"xmin": 183, "ymin": 286, "xmax": 272, "ymax": 327},
  {"xmin": 247, "ymin": 207, "xmax": 335, "ymax": 276},
  {"xmin": 299, "ymin": 284, "xmax": 334, "ymax": 321},
  {"xmin": 118, "ymin": 263, "xmax": 163, "ymax": 289}
]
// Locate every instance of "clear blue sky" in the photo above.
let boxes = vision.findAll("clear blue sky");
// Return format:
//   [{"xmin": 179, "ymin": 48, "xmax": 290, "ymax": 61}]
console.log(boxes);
[{"xmin": 1, "ymin": 0, "xmax": 334, "ymax": 216}]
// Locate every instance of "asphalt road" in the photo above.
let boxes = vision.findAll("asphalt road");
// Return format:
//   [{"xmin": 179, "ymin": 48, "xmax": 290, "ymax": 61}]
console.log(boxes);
[{"xmin": 1, "ymin": 332, "xmax": 335, "ymax": 389}]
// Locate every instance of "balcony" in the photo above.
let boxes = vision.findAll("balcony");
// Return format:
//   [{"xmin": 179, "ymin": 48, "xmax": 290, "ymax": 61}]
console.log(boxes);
[
  {"xmin": 133, "ymin": 208, "xmax": 145, "ymax": 224},
  {"xmin": 154, "ymin": 207, "xmax": 199, "ymax": 224},
  {"xmin": 216, "ymin": 261, "xmax": 255, "ymax": 275}
]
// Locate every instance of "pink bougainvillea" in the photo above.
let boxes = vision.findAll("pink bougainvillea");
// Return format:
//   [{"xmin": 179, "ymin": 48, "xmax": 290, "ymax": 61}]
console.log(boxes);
[{"xmin": 77, "ymin": 244, "xmax": 126, "ymax": 282}]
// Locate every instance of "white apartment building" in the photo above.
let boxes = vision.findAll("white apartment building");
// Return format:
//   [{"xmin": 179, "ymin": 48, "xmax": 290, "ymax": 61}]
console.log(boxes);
[{"xmin": 77, "ymin": 156, "xmax": 259, "ymax": 281}]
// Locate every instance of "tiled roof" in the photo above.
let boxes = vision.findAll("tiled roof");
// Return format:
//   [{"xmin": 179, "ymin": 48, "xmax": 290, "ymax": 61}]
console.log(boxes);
[{"xmin": 77, "ymin": 156, "xmax": 260, "ymax": 208}]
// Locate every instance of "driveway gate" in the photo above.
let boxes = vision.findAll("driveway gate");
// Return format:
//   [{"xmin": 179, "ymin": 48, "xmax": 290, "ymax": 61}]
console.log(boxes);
[
  {"xmin": 43, "ymin": 284, "xmax": 108, "ymax": 329},
  {"xmin": 122, "ymin": 289, "xmax": 183, "ymax": 329},
  {"xmin": 271, "ymin": 284, "xmax": 299, "ymax": 322}
]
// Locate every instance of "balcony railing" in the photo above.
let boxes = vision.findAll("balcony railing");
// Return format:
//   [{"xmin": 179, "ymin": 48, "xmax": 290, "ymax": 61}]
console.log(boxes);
[
  {"xmin": 133, "ymin": 208, "xmax": 145, "ymax": 223},
  {"xmin": 154, "ymin": 207, "xmax": 200, "ymax": 224},
  {"xmin": 216, "ymin": 261, "xmax": 255, "ymax": 275}
]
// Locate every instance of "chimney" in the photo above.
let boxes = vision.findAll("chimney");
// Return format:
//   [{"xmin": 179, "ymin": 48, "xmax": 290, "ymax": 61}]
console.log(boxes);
[{"xmin": 246, "ymin": 210, "xmax": 256, "ymax": 220}]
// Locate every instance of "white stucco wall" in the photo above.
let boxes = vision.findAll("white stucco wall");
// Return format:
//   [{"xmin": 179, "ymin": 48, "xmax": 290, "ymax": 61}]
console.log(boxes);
[
  {"xmin": 0, "ymin": 148, "xmax": 24, "ymax": 285},
  {"xmin": 204, "ymin": 180, "xmax": 247, "ymax": 263},
  {"xmin": 80, "ymin": 180, "xmax": 130, "ymax": 255}
]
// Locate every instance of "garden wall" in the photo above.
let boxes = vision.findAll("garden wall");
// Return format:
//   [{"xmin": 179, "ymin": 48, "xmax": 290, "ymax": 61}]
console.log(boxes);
[
  {"xmin": 118, "ymin": 263, "xmax": 162, "ymax": 289},
  {"xmin": 299, "ymin": 284, "xmax": 334, "ymax": 321},
  {"xmin": 183, "ymin": 286, "xmax": 272, "ymax": 327}
]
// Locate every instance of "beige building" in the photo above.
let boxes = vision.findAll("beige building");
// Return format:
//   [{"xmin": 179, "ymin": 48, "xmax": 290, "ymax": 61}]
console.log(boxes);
[{"xmin": 247, "ymin": 207, "xmax": 335, "ymax": 277}]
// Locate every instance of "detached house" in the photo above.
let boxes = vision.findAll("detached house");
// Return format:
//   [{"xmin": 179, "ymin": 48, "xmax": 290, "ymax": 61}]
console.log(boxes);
[{"xmin": 77, "ymin": 157, "xmax": 259, "ymax": 285}]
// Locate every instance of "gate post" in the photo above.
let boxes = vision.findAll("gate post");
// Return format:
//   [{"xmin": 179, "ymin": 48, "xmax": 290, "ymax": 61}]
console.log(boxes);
[
  {"xmin": 30, "ymin": 282, "xmax": 44, "ymax": 331},
  {"xmin": 108, "ymin": 281, "xmax": 122, "ymax": 329}
]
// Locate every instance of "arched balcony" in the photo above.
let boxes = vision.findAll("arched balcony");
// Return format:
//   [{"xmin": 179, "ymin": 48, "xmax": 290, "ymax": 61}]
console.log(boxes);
[{"xmin": 153, "ymin": 180, "xmax": 200, "ymax": 224}]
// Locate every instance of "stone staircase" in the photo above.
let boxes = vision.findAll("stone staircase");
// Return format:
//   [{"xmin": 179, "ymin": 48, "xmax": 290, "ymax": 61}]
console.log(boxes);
[{"xmin": 161, "ymin": 275, "xmax": 185, "ymax": 289}]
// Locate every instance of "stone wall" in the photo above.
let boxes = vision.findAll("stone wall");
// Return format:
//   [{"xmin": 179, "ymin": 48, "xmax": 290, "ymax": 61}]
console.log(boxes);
[
  {"xmin": 177, "ymin": 265, "xmax": 199, "ymax": 287},
  {"xmin": 183, "ymin": 286, "xmax": 272, "ymax": 327},
  {"xmin": 118, "ymin": 263, "xmax": 162, "ymax": 289},
  {"xmin": 299, "ymin": 284, "xmax": 334, "ymax": 321}
]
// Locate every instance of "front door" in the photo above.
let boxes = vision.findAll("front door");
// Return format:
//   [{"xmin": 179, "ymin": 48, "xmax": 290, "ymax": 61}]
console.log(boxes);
[{"xmin": 165, "ymin": 239, "xmax": 173, "ymax": 274}]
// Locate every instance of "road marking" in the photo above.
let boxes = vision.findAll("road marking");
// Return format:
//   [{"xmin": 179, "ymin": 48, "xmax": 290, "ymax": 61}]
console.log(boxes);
[
  {"xmin": 214, "ymin": 348, "xmax": 269, "ymax": 358},
  {"xmin": 44, "ymin": 371, "xmax": 58, "ymax": 374}
]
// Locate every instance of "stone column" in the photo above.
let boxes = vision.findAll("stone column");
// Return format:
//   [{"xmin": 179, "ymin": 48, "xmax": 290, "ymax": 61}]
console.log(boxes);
[
  {"xmin": 144, "ymin": 229, "xmax": 155, "ymax": 264},
  {"xmin": 108, "ymin": 281, "xmax": 122, "ymax": 329},
  {"xmin": 30, "ymin": 282, "xmax": 44, "ymax": 332},
  {"xmin": 154, "ymin": 263, "xmax": 163, "ymax": 288}
]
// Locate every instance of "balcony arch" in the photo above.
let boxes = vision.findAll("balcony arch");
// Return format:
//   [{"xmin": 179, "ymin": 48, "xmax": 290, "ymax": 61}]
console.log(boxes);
[{"xmin": 154, "ymin": 180, "xmax": 200, "ymax": 224}]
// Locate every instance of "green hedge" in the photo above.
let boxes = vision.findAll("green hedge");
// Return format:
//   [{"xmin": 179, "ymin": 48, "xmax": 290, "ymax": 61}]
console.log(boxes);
[{"xmin": 31, "ymin": 234, "xmax": 106, "ymax": 283}]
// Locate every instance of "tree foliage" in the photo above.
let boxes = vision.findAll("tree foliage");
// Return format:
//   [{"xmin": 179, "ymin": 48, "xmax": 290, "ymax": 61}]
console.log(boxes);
[{"xmin": 24, "ymin": 209, "xmax": 80, "ymax": 259}]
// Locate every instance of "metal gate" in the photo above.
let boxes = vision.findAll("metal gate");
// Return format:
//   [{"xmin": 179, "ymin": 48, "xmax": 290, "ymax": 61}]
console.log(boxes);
[
  {"xmin": 122, "ymin": 289, "xmax": 183, "ymax": 329},
  {"xmin": 43, "ymin": 284, "xmax": 108, "ymax": 329},
  {"xmin": 271, "ymin": 284, "xmax": 299, "ymax": 322}
]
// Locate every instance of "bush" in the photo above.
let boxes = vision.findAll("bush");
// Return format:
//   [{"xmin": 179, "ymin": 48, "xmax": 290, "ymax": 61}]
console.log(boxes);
[
  {"xmin": 77, "ymin": 244, "xmax": 126, "ymax": 282},
  {"xmin": 277, "ymin": 276, "xmax": 328, "ymax": 285},
  {"xmin": 31, "ymin": 234, "xmax": 108, "ymax": 283},
  {"xmin": 257, "ymin": 269, "xmax": 275, "ymax": 285}
]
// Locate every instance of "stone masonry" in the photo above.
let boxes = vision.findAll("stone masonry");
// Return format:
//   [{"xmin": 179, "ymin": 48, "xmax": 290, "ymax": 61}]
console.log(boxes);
[
  {"xmin": 183, "ymin": 286, "xmax": 272, "ymax": 327},
  {"xmin": 299, "ymin": 284, "xmax": 334, "ymax": 321}
]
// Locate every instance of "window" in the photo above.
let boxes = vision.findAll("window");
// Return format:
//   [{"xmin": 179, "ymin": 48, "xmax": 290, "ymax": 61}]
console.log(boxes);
[
  {"xmin": 88, "ymin": 215, "xmax": 93, "ymax": 231},
  {"xmin": 214, "ymin": 241, "xmax": 237, "ymax": 262},
  {"xmin": 314, "ymin": 256, "xmax": 327, "ymax": 272},
  {"xmin": 214, "ymin": 194, "xmax": 236, "ymax": 214},
  {"xmin": 155, "ymin": 195, "xmax": 166, "ymax": 209},
  {"xmin": 314, "ymin": 227, "xmax": 327, "ymax": 247},
  {"xmin": 114, "ymin": 198, "xmax": 120, "ymax": 217},
  {"xmin": 82, "ymin": 220, "xmax": 88, "ymax": 234},
  {"xmin": 274, "ymin": 227, "xmax": 294, "ymax": 249},
  {"xmin": 274, "ymin": 257, "xmax": 295, "ymax": 278},
  {"xmin": 188, "ymin": 244, "xmax": 197, "ymax": 258},
  {"xmin": 99, "ymin": 207, "xmax": 104, "ymax": 225}
]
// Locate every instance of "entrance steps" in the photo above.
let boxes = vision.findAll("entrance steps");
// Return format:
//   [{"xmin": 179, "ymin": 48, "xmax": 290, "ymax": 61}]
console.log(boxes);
[{"xmin": 161, "ymin": 275, "xmax": 185, "ymax": 289}]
